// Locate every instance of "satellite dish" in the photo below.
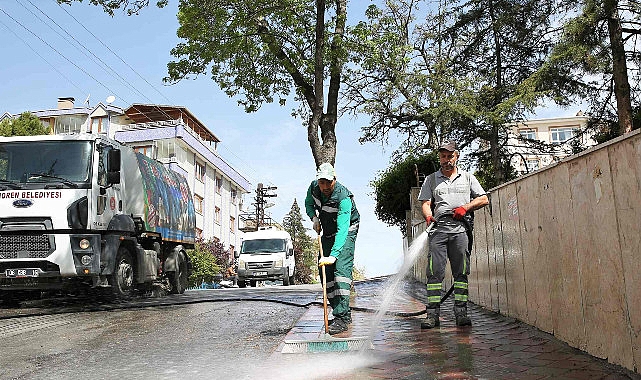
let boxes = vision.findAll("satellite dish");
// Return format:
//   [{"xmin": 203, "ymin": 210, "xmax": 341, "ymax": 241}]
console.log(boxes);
[{"xmin": 106, "ymin": 95, "xmax": 116, "ymax": 104}]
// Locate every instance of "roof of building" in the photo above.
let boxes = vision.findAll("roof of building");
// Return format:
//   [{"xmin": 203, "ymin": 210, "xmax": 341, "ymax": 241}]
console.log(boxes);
[{"xmin": 124, "ymin": 104, "xmax": 220, "ymax": 143}]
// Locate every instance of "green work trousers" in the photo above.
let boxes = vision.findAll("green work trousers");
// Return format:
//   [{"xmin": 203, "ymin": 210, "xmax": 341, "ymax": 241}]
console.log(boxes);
[{"xmin": 318, "ymin": 229, "xmax": 358, "ymax": 322}]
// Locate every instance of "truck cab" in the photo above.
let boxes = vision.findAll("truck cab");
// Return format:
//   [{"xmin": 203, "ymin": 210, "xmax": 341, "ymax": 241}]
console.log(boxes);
[{"xmin": 236, "ymin": 227, "xmax": 295, "ymax": 287}]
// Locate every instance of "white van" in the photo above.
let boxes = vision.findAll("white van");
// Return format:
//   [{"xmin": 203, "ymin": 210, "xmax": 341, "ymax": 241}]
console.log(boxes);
[{"xmin": 235, "ymin": 227, "xmax": 295, "ymax": 287}]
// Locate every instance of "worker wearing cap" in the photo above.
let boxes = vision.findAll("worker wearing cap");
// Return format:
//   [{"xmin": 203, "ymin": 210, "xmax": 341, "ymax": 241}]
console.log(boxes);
[
  {"xmin": 417, "ymin": 140, "xmax": 489, "ymax": 328},
  {"xmin": 305, "ymin": 163, "xmax": 360, "ymax": 335}
]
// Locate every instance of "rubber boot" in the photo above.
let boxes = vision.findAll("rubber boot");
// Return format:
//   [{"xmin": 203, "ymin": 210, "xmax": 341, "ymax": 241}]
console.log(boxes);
[
  {"xmin": 421, "ymin": 308, "xmax": 440, "ymax": 329},
  {"xmin": 454, "ymin": 305, "xmax": 472, "ymax": 327}
]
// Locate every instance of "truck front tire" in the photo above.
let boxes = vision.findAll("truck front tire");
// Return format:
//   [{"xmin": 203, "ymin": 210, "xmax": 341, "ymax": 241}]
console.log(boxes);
[{"xmin": 108, "ymin": 246, "xmax": 135, "ymax": 298}]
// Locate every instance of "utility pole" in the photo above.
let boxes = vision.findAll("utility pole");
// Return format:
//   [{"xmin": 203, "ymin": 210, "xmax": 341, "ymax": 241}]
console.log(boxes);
[{"xmin": 240, "ymin": 183, "xmax": 277, "ymax": 231}]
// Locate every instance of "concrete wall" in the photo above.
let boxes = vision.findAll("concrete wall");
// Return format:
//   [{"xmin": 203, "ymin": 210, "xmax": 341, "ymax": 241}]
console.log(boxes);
[{"xmin": 408, "ymin": 129, "xmax": 641, "ymax": 372}]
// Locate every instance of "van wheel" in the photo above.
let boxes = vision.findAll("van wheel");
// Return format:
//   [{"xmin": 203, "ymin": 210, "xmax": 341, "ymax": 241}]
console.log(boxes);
[
  {"xmin": 169, "ymin": 252, "xmax": 188, "ymax": 294},
  {"xmin": 238, "ymin": 280, "xmax": 246, "ymax": 288},
  {"xmin": 289, "ymin": 275, "xmax": 295, "ymax": 285},
  {"xmin": 283, "ymin": 271, "xmax": 290, "ymax": 286},
  {"xmin": 108, "ymin": 246, "xmax": 135, "ymax": 298},
  {"xmin": 250, "ymin": 280, "xmax": 257, "ymax": 287}
]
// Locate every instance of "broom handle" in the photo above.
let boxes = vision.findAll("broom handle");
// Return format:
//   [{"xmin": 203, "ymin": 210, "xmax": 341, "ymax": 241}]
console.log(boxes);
[{"xmin": 319, "ymin": 235, "xmax": 329, "ymax": 334}]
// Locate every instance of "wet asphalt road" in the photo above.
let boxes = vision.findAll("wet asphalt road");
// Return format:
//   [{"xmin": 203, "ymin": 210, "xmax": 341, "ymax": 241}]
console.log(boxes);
[{"xmin": 0, "ymin": 284, "xmax": 322, "ymax": 380}]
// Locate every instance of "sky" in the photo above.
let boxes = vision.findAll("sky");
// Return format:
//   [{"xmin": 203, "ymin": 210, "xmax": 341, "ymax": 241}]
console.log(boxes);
[
  {"xmin": 0, "ymin": 1, "xmax": 582, "ymax": 278},
  {"xmin": 0, "ymin": 0, "xmax": 409, "ymax": 278}
]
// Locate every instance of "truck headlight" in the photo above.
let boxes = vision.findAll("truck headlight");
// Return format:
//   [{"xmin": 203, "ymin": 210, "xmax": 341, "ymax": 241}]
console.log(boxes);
[
  {"xmin": 275, "ymin": 259, "xmax": 283, "ymax": 268},
  {"xmin": 81, "ymin": 255, "xmax": 92, "ymax": 265},
  {"xmin": 79, "ymin": 239, "xmax": 91, "ymax": 250}
]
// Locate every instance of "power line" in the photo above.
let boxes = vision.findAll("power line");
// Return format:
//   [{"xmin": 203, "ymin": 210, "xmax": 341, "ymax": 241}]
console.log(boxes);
[
  {"xmin": 0, "ymin": 14, "xmax": 86, "ymax": 94},
  {"xmin": 20, "ymin": 0, "xmax": 157, "ymax": 107},
  {"xmin": 57, "ymin": 1, "xmax": 173, "ymax": 104},
  {"xmin": 0, "ymin": 6, "xmax": 126, "ymax": 104}
]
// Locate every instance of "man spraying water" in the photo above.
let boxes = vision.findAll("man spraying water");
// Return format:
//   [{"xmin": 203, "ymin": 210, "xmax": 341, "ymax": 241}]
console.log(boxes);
[{"xmin": 417, "ymin": 140, "xmax": 489, "ymax": 328}]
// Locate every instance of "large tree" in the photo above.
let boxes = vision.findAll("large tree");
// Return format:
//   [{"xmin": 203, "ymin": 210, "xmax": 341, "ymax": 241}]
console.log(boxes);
[
  {"xmin": 345, "ymin": 0, "xmax": 562, "ymax": 187},
  {"xmin": 532, "ymin": 0, "xmax": 641, "ymax": 137},
  {"xmin": 61, "ymin": 0, "xmax": 351, "ymax": 167}
]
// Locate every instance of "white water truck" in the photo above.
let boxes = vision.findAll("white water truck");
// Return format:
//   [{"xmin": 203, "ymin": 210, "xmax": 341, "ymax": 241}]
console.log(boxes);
[{"xmin": 0, "ymin": 134, "xmax": 196, "ymax": 300}]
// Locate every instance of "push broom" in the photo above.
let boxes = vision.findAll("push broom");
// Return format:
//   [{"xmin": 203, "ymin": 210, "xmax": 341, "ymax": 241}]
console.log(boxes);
[{"xmin": 281, "ymin": 235, "xmax": 372, "ymax": 353}]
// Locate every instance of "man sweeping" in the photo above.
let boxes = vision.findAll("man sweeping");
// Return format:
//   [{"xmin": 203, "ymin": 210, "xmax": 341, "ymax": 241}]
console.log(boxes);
[
  {"xmin": 418, "ymin": 140, "xmax": 489, "ymax": 328},
  {"xmin": 305, "ymin": 163, "xmax": 360, "ymax": 335}
]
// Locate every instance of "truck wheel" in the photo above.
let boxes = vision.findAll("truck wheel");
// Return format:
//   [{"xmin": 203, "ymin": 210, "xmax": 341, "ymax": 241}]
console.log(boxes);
[
  {"xmin": 250, "ymin": 280, "xmax": 257, "ymax": 287},
  {"xmin": 169, "ymin": 252, "xmax": 188, "ymax": 294},
  {"xmin": 289, "ymin": 274, "xmax": 295, "ymax": 286},
  {"xmin": 109, "ymin": 247, "xmax": 135, "ymax": 298},
  {"xmin": 238, "ymin": 280, "xmax": 246, "ymax": 288},
  {"xmin": 283, "ymin": 271, "xmax": 290, "ymax": 286}
]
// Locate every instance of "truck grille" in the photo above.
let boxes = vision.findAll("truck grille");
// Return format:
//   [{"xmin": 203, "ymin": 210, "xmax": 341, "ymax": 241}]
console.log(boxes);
[
  {"xmin": 0, "ymin": 234, "xmax": 53, "ymax": 259},
  {"xmin": 248, "ymin": 262, "xmax": 273, "ymax": 270}
]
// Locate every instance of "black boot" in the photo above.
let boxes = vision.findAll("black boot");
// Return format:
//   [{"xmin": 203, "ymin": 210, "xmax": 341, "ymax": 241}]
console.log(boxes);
[
  {"xmin": 421, "ymin": 308, "xmax": 440, "ymax": 329},
  {"xmin": 454, "ymin": 305, "xmax": 472, "ymax": 327}
]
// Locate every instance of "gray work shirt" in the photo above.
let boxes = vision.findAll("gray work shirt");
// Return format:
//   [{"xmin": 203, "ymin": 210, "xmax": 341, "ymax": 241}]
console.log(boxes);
[{"xmin": 417, "ymin": 169, "xmax": 486, "ymax": 234}]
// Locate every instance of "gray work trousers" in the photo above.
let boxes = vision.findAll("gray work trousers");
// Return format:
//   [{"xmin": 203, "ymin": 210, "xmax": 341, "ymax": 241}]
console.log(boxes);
[{"xmin": 425, "ymin": 230, "xmax": 470, "ymax": 308}]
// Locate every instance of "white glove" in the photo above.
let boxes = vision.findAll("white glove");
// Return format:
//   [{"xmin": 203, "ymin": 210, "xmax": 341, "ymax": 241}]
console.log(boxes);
[
  {"xmin": 312, "ymin": 216, "xmax": 321, "ymax": 234},
  {"xmin": 318, "ymin": 256, "xmax": 336, "ymax": 266}
]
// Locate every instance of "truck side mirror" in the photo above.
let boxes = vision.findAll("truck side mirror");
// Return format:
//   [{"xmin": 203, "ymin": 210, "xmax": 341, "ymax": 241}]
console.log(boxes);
[
  {"xmin": 107, "ymin": 149, "xmax": 121, "ymax": 185},
  {"xmin": 234, "ymin": 250, "xmax": 239, "ymax": 259},
  {"xmin": 107, "ymin": 149, "xmax": 121, "ymax": 172}
]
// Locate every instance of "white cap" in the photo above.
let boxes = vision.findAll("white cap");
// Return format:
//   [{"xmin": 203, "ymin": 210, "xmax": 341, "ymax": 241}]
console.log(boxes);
[{"xmin": 316, "ymin": 163, "xmax": 336, "ymax": 180}]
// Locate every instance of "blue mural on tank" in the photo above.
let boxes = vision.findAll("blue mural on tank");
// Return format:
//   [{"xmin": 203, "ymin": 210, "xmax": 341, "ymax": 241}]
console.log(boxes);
[{"xmin": 135, "ymin": 153, "xmax": 195, "ymax": 243}]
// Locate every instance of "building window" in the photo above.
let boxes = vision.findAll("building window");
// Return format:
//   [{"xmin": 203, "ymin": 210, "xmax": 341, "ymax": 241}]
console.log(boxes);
[
  {"xmin": 89, "ymin": 116, "xmax": 107, "ymax": 133},
  {"xmin": 215, "ymin": 206, "xmax": 221, "ymax": 224},
  {"xmin": 194, "ymin": 194, "xmax": 203, "ymax": 214},
  {"xmin": 195, "ymin": 161, "xmax": 205, "ymax": 182},
  {"xmin": 550, "ymin": 127, "xmax": 577, "ymax": 144},
  {"xmin": 54, "ymin": 115, "xmax": 85, "ymax": 134},
  {"xmin": 231, "ymin": 188, "xmax": 237, "ymax": 204},
  {"xmin": 230, "ymin": 216, "xmax": 236, "ymax": 233},
  {"xmin": 134, "ymin": 145, "xmax": 153, "ymax": 158},
  {"xmin": 216, "ymin": 177, "xmax": 222, "ymax": 194},
  {"xmin": 526, "ymin": 159, "xmax": 540, "ymax": 173},
  {"xmin": 519, "ymin": 128, "xmax": 537, "ymax": 140},
  {"xmin": 195, "ymin": 227, "xmax": 203, "ymax": 241}
]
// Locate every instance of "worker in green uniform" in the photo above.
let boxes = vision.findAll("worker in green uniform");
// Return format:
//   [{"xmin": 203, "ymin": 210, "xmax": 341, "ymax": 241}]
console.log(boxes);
[{"xmin": 305, "ymin": 163, "xmax": 360, "ymax": 335}]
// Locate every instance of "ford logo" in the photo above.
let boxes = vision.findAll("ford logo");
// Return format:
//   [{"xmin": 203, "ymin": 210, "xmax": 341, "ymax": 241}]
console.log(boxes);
[{"xmin": 13, "ymin": 199, "xmax": 33, "ymax": 208}]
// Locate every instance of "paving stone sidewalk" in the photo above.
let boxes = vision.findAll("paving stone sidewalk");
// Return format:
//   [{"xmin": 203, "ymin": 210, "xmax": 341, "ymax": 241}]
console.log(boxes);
[{"xmin": 265, "ymin": 278, "xmax": 640, "ymax": 380}]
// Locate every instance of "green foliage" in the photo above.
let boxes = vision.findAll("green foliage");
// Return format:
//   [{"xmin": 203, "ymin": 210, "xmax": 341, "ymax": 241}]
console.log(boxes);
[
  {"xmin": 186, "ymin": 239, "xmax": 228, "ymax": 287},
  {"xmin": 0, "ymin": 112, "xmax": 49, "ymax": 137},
  {"xmin": 282, "ymin": 199, "xmax": 316, "ymax": 284},
  {"xmin": 474, "ymin": 154, "xmax": 517, "ymax": 191},
  {"xmin": 57, "ymin": 0, "xmax": 168, "ymax": 16},
  {"xmin": 370, "ymin": 152, "xmax": 439, "ymax": 234}
]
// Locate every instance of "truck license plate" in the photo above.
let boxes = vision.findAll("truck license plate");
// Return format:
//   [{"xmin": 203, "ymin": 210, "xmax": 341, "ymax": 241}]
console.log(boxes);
[
  {"xmin": 255, "ymin": 271, "xmax": 267, "ymax": 276},
  {"xmin": 5, "ymin": 268, "xmax": 39, "ymax": 278}
]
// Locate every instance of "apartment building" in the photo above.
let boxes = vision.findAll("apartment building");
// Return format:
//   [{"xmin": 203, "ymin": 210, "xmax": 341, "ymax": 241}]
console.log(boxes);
[
  {"xmin": 2, "ymin": 97, "xmax": 251, "ymax": 251},
  {"xmin": 507, "ymin": 112, "xmax": 596, "ymax": 175}
]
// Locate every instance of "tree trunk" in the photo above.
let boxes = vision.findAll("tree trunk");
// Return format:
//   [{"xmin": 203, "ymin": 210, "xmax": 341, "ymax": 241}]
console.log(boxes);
[{"xmin": 604, "ymin": 0, "xmax": 634, "ymax": 134}]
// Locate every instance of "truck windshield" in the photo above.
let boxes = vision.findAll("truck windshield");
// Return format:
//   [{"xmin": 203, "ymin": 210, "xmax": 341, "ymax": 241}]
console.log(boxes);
[
  {"xmin": 0, "ymin": 141, "xmax": 93, "ymax": 184},
  {"xmin": 241, "ymin": 239, "xmax": 286, "ymax": 254}
]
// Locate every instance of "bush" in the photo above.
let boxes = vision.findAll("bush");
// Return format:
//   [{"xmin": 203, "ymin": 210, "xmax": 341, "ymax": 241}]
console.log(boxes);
[{"xmin": 186, "ymin": 239, "xmax": 228, "ymax": 287}]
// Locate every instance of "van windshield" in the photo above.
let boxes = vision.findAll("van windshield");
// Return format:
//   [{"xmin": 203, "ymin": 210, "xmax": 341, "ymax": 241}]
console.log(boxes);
[{"xmin": 241, "ymin": 239, "xmax": 286, "ymax": 254}]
